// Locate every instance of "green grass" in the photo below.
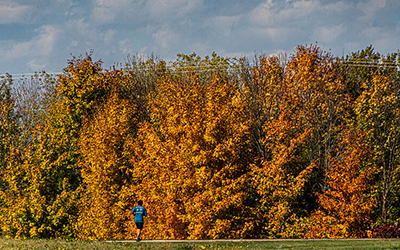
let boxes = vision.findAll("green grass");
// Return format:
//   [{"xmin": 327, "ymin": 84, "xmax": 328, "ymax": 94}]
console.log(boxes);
[{"xmin": 1, "ymin": 238, "xmax": 400, "ymax": 250}]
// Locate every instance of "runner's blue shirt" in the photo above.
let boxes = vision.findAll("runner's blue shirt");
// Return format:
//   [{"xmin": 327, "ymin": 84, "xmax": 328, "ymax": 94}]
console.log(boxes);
[{"xmin": 131, "ymin": 205, "xmax": 147, "ymax": 223}]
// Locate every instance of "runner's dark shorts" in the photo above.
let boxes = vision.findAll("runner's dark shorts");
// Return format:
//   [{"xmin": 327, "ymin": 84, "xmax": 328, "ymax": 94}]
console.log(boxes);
[{"xmin": 135, "ymin": 222, "xmax": 144, "ymax": 230}]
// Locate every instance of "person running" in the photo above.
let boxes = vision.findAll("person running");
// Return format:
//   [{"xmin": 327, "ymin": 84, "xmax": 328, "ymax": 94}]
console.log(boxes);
[{"xmin": 131, "ymin": 200, "xmax": 147, "ymax": 241}]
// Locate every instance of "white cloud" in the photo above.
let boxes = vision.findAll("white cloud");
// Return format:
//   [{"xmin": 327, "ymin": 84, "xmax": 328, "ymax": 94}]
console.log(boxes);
[
  {"xmin": 250, "ymin": 0, "xmax": 322, "ymax": 26},
  {"xmin": 250, "ymin": 26, "xmax": 292, "ymax": 42},
  {"xmin": 145, "ymin": 0, "xmax": 203, "ymax": 18},
  {"xmin": 91, "ymin": 0, "xmax": 144, "ymax": 24},
  {"xmin": 152, "ymin": 26, "xmax": 177, "ymax": 50},
  {"xmin": 205, "ymin": 15, "xmax": 241, "ymax": 36},
  {"xmin": 71, "ymin": 40, "xmax": 79, "ymax": 47},
  {"xmin": 267, "ymin": 27, "xmax": 290, "ymax": 41},
  {"xmin": 285, "ymin": 0, "xmax": 320, "ymax": 17},
  {"xmin": 324, "ymin": 1, "xmax": 350, "ymax": 12},
  {"xmin": 27, "ymin": 60, "xmax": 46, "ymax": 71},
  {"xmin": 91, "ymin": 0, "xmax": 124, "ymax": 24},
  {"xmin": 104, "ymin": 29, "xmax": 117, "ymax": 45},
  {"xmin": 4, "ymin": 41, "xmax": 31, "ymax": 59},
  {"xmin": 246, "ymin": 0, "xmax": 328, "ymax": 47},
  {"xmin": 36, "ymin": 25, "xmax": 59, "ymax": 56},
  {"xmin": 91, "ymin": 0, "xmax": 203, "ymax": 25},
  {"xmin": 250, "ymin": 0, "xmax": 276, "ymax": 26},
  {"xmin": 119, "ymin": 39, "xmax": 135, "ymax": 55},
  {"xmin": 2, "ymin": 25, "xmax": 60, "ymax": 72},
  {"xmin": 245, "ymin": 0, "xmax": 376, "ymax": 55},
  {"xmin": 4, "ymin": 25, "xmax": 58, "ymax": 59},
  {"xmin": 65, "ymin": 18, "xmax": 100, "ymax": 48},
  {"xmin": 360, "ymin": 25, "xmax": 400, "ymax": 53},
  {"xmin": 357, "ymin": 0, "xmax": 386, "ymax": 16},
  {"xmin": 0, "ymin": 2, "xmax": 29, "ymax": 24},
  {"xmin": 313, "ymin": 25, "xmax": 345, "ymax": 43}
]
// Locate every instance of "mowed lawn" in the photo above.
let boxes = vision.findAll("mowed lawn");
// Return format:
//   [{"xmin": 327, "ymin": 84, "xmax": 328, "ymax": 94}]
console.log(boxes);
[{"xmin": 1, "ymin": 238, "xmax": 400, "ymax": 250}]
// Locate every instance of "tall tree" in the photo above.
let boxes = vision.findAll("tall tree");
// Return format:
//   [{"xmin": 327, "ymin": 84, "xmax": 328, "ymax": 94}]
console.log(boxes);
[
  {"xmin": 254, "ymin": 44, "xmax": 349, "ymax": 238},
  {"xmin": 129, "ymin": 54, "xmax": 257, "ymax": 239},
  {"xmin": 240, "ymin": 55, "xmax": 283, "ymax": 160},
  {"xmin": 0, "ymin": 54, "xmax": 110, "ymax": 238},
  {"xmin": 354, "ymin": 74, "xmax": 400, "ymax": 223},
  {"xmin": 76, "ymin": 72, "xmax": 138, "ymax": 239},
  {"xmin": 308, "ymin": 129, "xmax": 376, "ymax": 238},
  {"xmin": 0, "ymin": 74, "xmax": 19, "ymax": 180}
]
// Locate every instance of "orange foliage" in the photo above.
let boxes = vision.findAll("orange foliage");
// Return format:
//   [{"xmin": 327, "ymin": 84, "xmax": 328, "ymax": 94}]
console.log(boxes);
[
  {"xmin": 128, "ymin": 69, "xmax": 255, "ymax": 239},
  {"xmin": 2, "ymin": 47, "xmax": 395, "ymax": 240},
  {"xmin": 76, "ymin": 71, "xmax": 138, "ymax": 240},
  {"xmin": 253, "ymin": 44, "xmax": 355, "ymax": 238},
  {"xmin": 307, "ymin": 130, "xmax": 376, "ymax": 238}
]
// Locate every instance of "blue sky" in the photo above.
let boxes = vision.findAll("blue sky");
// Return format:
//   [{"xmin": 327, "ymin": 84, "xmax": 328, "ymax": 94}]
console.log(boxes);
[{"xmin": 1, "ymin": 0, "xmax": 399, "ymax": 76}]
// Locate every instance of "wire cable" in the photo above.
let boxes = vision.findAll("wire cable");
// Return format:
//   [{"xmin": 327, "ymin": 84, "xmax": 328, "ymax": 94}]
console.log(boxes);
[{"xmin": 1, "ymin": 59, "xmax": 399, "ymax": 77}]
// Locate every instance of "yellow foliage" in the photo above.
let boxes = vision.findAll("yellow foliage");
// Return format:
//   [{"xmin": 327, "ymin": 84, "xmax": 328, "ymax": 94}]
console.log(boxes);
[
  {"xmin": 76, "ymin": 74, "xmax": 138, "ymax": 240},
  {"xmin": 2, "ymin": 48, "xmax": 394, "ymax": 240},
  {"xmin": 127, "ymin": 69, "xmax": 255, "ymax": 239}
]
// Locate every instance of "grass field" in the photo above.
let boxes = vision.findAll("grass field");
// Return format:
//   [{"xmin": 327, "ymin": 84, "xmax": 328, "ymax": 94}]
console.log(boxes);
[{"xmin": 1, "ymin": 238, "xmax": 400, "ymax": 250}]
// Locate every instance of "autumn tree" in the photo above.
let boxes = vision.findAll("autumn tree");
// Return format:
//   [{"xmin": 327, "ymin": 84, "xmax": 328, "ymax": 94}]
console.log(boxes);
[
  {"xmin": 253, "ymin": 45, "xmax": 350, "ymax": 238},
  {"xmin": 3, "ymin": 46, "xmax": 400, "ymax": 239},
  {"xmin": 339, "ymin": 45, "xmax": 399, "ymax": 102},
  {"xmin": 128, "ymin": 72, "xmax": 205, "ymax": 240},
  {"xmin": 184, "ymin": 73, "xmax": 256, "ymax": 239},
  {"xmin": 124, "ymin": 54, "xmax": 167, "ymax": 123},
  {"xmin": 0, "ymin": 54, "xmax": 111, "ymax": 238},
  {"xmin": 354, "ymin": 74, "xmax": 400, "ymax": 224},
  {"xmin": 0, "ymin": 73, "xmax": 56, "ymax": 238},
  {"xmin": 240, "ymin": 55, "xmax": 283, "ymax": 159},
  {"xmin": 0, "ymin": 74, "xmax": 19, "ymax": 213},
  {"xmin": 76, "ymin": 71, "xmax": 138, "ymax": 239},
  {"xmin": 128, "ymin": 54, "xmax": 258, "ymax": 239},
  {"xmin": 339, "ymin": 47, "xmax": 400, "ymax": 223},
  {"xmin": 0, "ymin": 74, "xmax": 19, "ymax": 181},
  {"xmin": 307, "ymin": 129, "xmax": 376, "ymax": 238},
  {"xmin": 12, "ymin": 73, "xmax": 57, "ymax": 137}
]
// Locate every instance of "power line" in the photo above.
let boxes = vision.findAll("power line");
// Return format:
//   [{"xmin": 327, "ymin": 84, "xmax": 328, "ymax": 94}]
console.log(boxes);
[
  {"xmin": 1, "ymin": 60, "xmax": 399, "ymax": 78},
  {"xmin": 0, "ymin": 72, "xmax": 62, "ymax": 78},
  {"xmin": 338, "ymin": 59, "xmax": 399, "ymax": 69}
]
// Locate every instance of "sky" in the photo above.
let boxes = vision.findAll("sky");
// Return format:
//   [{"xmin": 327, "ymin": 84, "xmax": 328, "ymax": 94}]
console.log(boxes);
[{"xmin": 1, "ymin": 0, "xmax": 399, "ymax": 76}]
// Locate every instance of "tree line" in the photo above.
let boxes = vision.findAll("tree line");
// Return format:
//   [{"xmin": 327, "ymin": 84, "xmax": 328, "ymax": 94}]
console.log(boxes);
[{"xmin": 0, "ymin": 44, "xmax": 399, "ymax": 239}]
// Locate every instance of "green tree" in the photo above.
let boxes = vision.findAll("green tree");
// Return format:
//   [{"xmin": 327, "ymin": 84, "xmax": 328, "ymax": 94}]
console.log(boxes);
[
  {"xmin": 341, "ymin": 46, "xmax": 400, "ymax": 223},
  {"xmin": 354, "ymin": 74, "xmax": 400, "ymax": 223}
]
